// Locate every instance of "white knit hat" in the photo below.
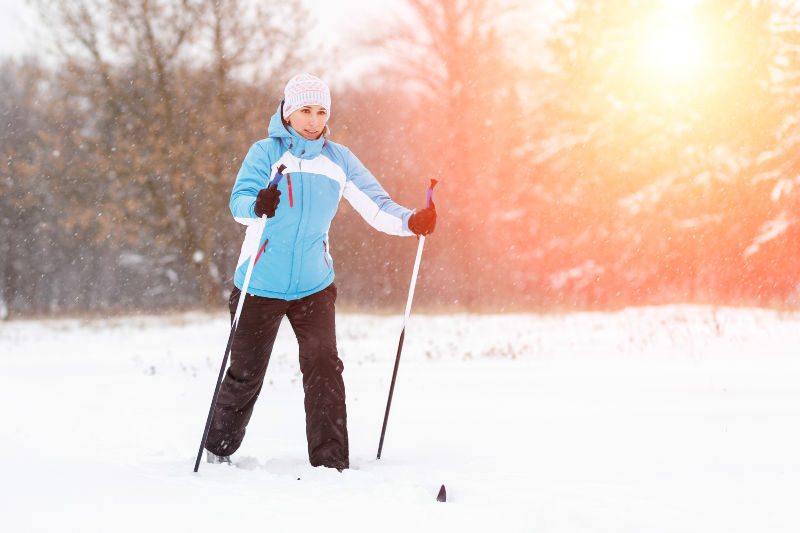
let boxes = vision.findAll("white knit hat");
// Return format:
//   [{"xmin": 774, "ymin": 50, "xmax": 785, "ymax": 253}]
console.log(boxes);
[{"xmin": 283, "ymin": 73, "xmax": 331, "ymax": 120}]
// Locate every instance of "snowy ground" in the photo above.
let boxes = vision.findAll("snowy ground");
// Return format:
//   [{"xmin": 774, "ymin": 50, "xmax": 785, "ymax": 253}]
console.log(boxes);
[{"xmin": 1, "ymin": 305, "xmax": 799, "ymax": 532}]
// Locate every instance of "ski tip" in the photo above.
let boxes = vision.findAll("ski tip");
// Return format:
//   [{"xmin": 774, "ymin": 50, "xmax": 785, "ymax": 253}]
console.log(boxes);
[{"xmin": 436, "ymin": 484, "xmax": 446, "ymax": 502}]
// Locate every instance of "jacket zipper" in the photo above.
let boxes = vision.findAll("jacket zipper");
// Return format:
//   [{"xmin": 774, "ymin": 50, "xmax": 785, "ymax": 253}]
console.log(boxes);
[
  {"xmin": 323, "ymin": 241, "xmax": 329, "ymax": 268},
  {"xmin": 287, "ymin": 173, "xmax": 294, "ymax": 207},
  {"xmin": 254, "ymin": 239, "xmax": 269, "ymax": 266},
  {"xmin": 285, "ymin": 160, "xmax": 304, "ymax": 297}
]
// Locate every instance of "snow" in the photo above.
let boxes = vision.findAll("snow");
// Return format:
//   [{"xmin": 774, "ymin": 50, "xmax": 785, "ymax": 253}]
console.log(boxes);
[{"xmin": 1, "ymin": 306, "xmax": 799, "ymax": 532}]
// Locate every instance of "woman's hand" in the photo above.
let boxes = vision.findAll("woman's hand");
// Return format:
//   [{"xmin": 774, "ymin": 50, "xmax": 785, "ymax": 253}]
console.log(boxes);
[
  {"xmin": 255, "ymin": 187, "xmax": 281, "ymax": 218},
  {"xmin": 408, "ymin": 200, "xmax": 436, "ymax": 236}
]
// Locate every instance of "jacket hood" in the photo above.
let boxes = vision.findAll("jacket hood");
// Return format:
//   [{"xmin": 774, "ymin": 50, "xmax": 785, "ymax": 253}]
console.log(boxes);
[{"xmin": 267, "ymin": 100, "xmax": 329, "ymax": 160}]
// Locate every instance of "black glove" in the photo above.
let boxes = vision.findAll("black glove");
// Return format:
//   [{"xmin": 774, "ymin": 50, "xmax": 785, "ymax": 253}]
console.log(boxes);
[
  {"xmin": 408, "ymin": 200, "xmax": 436, "ymax": 236},
  {"xmin": 254, "ymin": 187, "xmax": 281, "ymax": 218}
]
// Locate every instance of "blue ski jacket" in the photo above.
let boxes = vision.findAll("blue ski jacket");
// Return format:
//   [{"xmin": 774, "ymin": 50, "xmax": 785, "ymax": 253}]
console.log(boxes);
[{"xmin": 230, "ymin": 104, "xmax": 414, "ymax": 300}]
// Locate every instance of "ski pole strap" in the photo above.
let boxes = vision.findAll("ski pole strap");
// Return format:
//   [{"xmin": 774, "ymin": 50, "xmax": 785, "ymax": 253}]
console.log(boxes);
[{"xmin": 426, "ymin": 179, "xmax": 438, "ymax": 208}]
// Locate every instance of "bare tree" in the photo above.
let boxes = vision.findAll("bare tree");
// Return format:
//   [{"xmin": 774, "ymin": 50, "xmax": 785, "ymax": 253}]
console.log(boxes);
[
  {"xmin": 352, "ymin": 0, "xmax": 535, "ymax": 308},
  {"xmin": 32, "ymin": 0, "xmax": 318, "ymax": 306}
]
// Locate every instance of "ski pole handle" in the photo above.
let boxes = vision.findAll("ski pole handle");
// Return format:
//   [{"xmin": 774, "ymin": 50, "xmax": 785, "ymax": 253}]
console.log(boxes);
[
  {"xmin": 268, "ymin": 164, "xmax": 287, "ymax": 192},
  {"xmin": 426, "ymin": 179, "xmax": 438, "ymax": 208},
  {"xmin": 255, "ymin": 164, "xmax": 287, "ymax": 226}
]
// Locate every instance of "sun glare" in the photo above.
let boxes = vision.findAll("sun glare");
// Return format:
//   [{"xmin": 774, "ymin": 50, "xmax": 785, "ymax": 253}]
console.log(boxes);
[
  {"xmin": 663, "ymin": 0, "xmax": 696, "ymax": 14},
  {"xmin": 647, "ymin": 21, "xmax": 703, "ymax": 76},
  {"xmin": 640, "ymin": 10, "xmax": 707, "ymax": 86}
]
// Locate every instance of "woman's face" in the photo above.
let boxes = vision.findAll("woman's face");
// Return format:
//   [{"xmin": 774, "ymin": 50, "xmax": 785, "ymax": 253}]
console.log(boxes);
[{"xmin": 287, "ymin": 105, "xmax": 329, "ymax": 140}]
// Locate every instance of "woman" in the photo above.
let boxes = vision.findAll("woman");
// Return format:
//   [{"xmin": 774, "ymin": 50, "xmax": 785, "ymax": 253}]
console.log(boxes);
[{"xmin": 205, "ymin": 73, "xmax": 436, "ymax": 470}]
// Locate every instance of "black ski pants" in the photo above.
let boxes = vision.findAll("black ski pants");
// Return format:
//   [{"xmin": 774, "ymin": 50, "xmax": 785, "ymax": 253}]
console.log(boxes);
[{"xmin": 205, "ymin": 283, "xmax": 349, "ymax": 470}]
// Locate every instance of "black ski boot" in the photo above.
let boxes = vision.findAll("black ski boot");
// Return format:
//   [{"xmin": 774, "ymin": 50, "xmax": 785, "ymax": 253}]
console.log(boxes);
[{"xmin": 206, "ymin": 451, "xmax": 232, "ymax": 465}]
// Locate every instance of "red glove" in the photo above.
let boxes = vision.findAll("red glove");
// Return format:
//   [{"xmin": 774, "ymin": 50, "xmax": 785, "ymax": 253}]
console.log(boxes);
[{"xmin": 408, "ymin": 200, "xmax": 436, "ymax": 236}]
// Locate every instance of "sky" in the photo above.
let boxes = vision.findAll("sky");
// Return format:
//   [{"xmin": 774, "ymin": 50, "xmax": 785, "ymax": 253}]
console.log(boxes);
[
  {"xmin": 0, "ymin": 0, "xmax": 39, "ymax": 58},
  {"xmin": 0, "ymin": 0, "xmax": 557, "ymax": 63},
  {"xmin": 0, "ymin": 0, "xmax": 403, "ymax": 60}
]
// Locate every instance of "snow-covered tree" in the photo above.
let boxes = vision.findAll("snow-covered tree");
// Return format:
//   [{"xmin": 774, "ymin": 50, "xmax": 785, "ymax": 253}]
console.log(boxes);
[{"xmin": 543, "ymin": 0, "xmax": 793, "ymax": 305}]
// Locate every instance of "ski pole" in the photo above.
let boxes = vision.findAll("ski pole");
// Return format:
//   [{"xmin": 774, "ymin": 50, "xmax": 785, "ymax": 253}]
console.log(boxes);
[
  {"xmin": 377, "ymin": 178, "xmax": 437, "ymax": 460},
  {"xmin": 193, "ymin": 164, "xmax": 286, "ymax": 473}
]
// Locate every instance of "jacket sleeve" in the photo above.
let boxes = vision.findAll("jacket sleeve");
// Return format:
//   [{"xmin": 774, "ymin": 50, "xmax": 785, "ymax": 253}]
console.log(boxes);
[
  {"xmin": 230, "ymin": 142, "xmax": 271, "ymax": 225},
  {"xmin": 341, "ymin": 148, "xmax": 414, "ymax": 236}
]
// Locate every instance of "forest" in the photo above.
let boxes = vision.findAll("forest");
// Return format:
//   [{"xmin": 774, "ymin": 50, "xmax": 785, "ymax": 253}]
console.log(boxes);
[{"xmin": 3, "ymin": 0, "xmax": 800, "ymax": 318}]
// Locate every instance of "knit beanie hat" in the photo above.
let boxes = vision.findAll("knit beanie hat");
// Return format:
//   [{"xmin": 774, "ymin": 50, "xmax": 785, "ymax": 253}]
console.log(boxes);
[{"xmin": 283, "ymin": 73, "xmax": 331, "ymax": 120}]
